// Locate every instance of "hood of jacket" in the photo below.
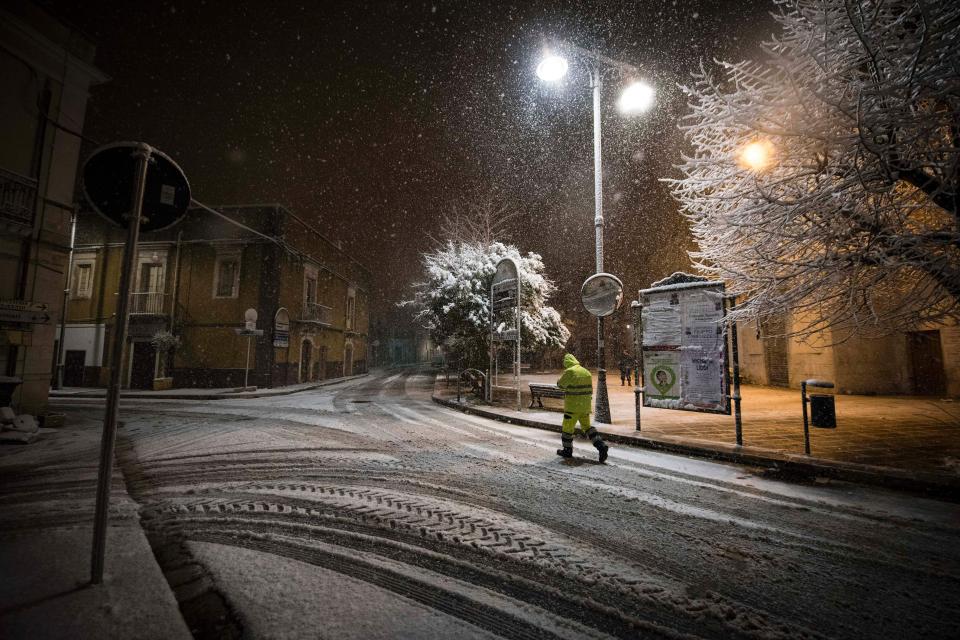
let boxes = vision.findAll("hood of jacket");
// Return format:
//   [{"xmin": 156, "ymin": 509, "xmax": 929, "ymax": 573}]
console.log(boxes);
[{"xmin": 563, "ymin": 353, "xmax": 579, "ymax": 369}]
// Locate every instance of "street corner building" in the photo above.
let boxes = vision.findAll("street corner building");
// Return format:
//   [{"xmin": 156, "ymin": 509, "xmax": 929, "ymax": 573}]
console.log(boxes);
[
  {"xmin": 57, "ymin": 203, "xmax": 371, "ymax": 390},
  {"xmin": 0, "ymin": 2, "xmax": 107, "ymax": 416}
]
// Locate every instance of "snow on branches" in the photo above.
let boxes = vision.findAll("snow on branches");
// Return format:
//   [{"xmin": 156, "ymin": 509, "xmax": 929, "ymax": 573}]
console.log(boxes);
[
  {"xmin": 669, "ymin": 0, "xmax": 960, "ymax": 339},
  {"xmin": 402, "ymin": 241, "xmax": 570, "ymax": 366}
]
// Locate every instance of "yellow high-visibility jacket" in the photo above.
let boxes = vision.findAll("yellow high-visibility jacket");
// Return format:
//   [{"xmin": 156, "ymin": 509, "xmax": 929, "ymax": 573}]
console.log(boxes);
[{"xmin": 557, "ymin": 353, "xmax": 593, "ymax": 414}]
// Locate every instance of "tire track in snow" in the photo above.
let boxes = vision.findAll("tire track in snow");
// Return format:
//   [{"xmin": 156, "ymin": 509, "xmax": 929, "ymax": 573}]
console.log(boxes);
[
  {"xmin": 143, "ymin": 489, "xmax": 822, "ymax": 640},
  {"xmin": 97, "ymin": 368, "xmax": 960, "ymax": 640}
]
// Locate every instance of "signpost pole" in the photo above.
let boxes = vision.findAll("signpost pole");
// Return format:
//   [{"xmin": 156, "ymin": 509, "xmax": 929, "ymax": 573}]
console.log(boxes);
[
  {"xmin": 91, "ymin": 143, "xmax": 151, "ymax": 585},
  {"xmin": 488, "ymin": 279, "xmax": 494, "ymax": 403},
  {"xmin": 631, "ymin": 301, "xmax": 642, "ymax": 431},
  {"xmin": 731, "ymin": 317, "xmax": 743, "ymax": 446},
  {"xmin": 515, "ymin": 280, "xmax": 521, "ymax": 412},
  {"xmin": 244, "ymin": 334, "xmax": 252, "ymax": 389}
]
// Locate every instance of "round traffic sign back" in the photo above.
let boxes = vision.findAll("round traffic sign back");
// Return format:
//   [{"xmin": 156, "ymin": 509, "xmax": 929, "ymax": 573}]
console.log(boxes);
[{"xmin": 82, "ymin": 142, "xmax": 191, "ymax": 233}]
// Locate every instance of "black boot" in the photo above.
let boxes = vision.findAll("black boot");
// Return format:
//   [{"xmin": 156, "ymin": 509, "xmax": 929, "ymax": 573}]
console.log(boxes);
[
  {"xmin": 594, "ymin": 440, "xmax": 609, "ymax": 463},
  {"xmin": 556, "ymin": 447, "xmax": 573, "ymax": 458}
]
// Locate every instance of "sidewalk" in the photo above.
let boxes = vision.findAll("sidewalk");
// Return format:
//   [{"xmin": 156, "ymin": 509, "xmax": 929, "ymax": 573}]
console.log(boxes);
[
  {"xmin": 0, "ymin": 411, "xmax": 190, "ymax": 638},
  {"xmin": 48, "ymin": 373, "xmax": 368, "ymax": 401},
  {"xmin": 434, "ymin": 371, "xmax": 960, "ymax": 496}
]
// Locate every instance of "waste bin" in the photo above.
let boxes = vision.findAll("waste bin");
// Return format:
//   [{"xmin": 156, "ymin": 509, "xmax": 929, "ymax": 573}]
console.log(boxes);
[
  {"xmin": 801, "ymin": 379, "xmax": 836, "ymax": 455},
  {"xmin": 809, "ymin": 394, "xmax": 836, "ymax": 429}
]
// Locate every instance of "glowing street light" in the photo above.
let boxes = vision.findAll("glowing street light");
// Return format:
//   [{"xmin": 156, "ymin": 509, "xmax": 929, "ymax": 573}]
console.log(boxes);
[
  {"xmin": 536, "ymin": 55, "xmax": 569, "ymax": 82},
  {"xmin": 534, "ymin": 41, "xmax": 654, "ymax": 424},
  {"xmin": 617, "ymin": 81, "xmax": 654, "ymax": 114},
  {"xmin": 740, "ymin": 139, "xmax": 774, "ymax": 171}
]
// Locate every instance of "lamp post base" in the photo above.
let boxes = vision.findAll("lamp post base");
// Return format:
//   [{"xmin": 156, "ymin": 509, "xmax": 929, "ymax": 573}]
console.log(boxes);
[
  {"xmin": 595, "ymin": 368, "xmax": 611, "ymax": 424},
  {"xmin": 634, "ymin": 387, "xmax": 642, "ymax": 431}
]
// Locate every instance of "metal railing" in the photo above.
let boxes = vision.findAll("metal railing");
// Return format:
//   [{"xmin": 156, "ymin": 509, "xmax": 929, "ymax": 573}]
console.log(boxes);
[
  {"xmin": 300, "ymin": 301, "xmax": 333, "ymax": 324},
  {"xmin": 129, "ymin": 291, "xmax": 166, "ymax": 314},
  {"xmin": 0, "ymin": 167, "xmax": 37, "ymax": 228}
]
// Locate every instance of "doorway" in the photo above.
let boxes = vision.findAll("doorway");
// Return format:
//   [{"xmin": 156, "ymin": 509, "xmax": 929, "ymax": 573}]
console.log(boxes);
[
  {"xmin": 344, "ymin": 343, "xmax": 354, "ymax": 377},
  {"xmin": 300, "ymin": 339, "xmax": 313, "ymax": 382},
  {"xmin": 312, "ymin": 346, "xmax": 327, "ymax": 381},
  {"xmin": 761, "ymin": 316, "xmax": 789, "ymax": 387},
  {"xmin": 908, "ymin": 330, "xmax": 946, "ymax": 395},
  {"xmin": 129, "ymin": 341, "xmax": 156, "ymax": 390},
  {"xmin": 64, "ymin": 350, "xmax": 86, "ymax": 387}
]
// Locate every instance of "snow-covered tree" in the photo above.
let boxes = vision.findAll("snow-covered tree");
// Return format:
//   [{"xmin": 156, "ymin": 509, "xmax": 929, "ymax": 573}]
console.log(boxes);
[
  {"xmin": 669, "ymin": 0, "xmax": 960, "ymax": 339},
  {"xmin": 402, "ymin": 242, "xmax": 570, "ymax": 367}
]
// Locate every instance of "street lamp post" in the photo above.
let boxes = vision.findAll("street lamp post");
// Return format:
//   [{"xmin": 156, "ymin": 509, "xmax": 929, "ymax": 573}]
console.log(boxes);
[{"xmin": 536, "ymin": 42, "xmax": 653, "ymax": 424}]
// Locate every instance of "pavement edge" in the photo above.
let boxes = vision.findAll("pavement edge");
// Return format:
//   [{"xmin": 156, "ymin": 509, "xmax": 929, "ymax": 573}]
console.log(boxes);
[{"xmin": 431, "ymin": 393, "xmax": 960, "ymax": 501}]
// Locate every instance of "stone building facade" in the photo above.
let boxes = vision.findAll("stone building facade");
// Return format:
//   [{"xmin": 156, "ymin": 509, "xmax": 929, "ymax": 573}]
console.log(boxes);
[
  {"xmin": 0, "ymin": 3, "xmax": 106, "ymax": 414},
  {"xmin": 59, "ymin": 204, "xmax": 370, "ymax": 389},
  {"xmin": 735, "ymin": 315, "xmax": 960, "ymax": 397}
]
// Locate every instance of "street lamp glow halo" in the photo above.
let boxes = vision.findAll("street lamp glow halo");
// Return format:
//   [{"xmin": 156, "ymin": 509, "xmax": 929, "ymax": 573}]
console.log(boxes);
[
  {"xmin": 740, "ymin": 139, "xmax": 774, "ymax": 171},
  {"xmin": 536, "ymin": 54, "xmax": 569, "ymax": 82},
  {"xmin": 617, "ymin": 81, "xmax": 655, "ymax": 114}
]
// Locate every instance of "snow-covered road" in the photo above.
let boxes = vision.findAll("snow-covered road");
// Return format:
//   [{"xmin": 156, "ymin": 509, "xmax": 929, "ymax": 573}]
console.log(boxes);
[{"xmin": 60, "ymin": 369, "xmax": 960, "ymax": 639}]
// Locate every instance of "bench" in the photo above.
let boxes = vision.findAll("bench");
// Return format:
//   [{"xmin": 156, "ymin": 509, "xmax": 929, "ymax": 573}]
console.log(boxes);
[{"xmin": 529, "ymin": 383, "xmax": 564, "ymax": 408}]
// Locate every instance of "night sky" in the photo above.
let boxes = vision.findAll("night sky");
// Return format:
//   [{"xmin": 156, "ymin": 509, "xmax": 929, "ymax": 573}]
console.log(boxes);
[{"xmin": 43, "ymin": 0, "xmax": 774, "ymax": 341}]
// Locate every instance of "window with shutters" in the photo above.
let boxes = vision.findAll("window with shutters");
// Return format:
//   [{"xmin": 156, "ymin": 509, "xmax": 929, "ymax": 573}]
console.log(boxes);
[
  {"xmin": 345, "ymin": 288, "xmax": 356, "ymax": 331},
  {"xmin": 213, "ymin": 249, "xmax": 241, "ymax": 298},
  {"xmin": 71, "ymin": 255, "xmax": 96, "ymax": 299}
]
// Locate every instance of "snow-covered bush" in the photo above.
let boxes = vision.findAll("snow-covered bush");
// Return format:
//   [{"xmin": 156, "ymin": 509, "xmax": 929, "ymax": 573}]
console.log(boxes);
[
  {"xmin": 151, "ymin": 330, "xmax": 181, "ymax": 378},
  {"xmin": 402, "ymin": 241, "xmax": 570, "ymax": 367},
  {"xmin": 151, "ymin": 330, "xmax": 181, "ymax": 354},
  {"xmin": 669, "ymin": 0, "xmax": 960, "ymax": 339}
]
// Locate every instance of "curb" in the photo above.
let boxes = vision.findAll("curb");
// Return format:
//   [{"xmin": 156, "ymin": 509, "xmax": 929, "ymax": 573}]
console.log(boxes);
[
  {"xmin": 49, "ymin": 373, "xmax": 369, "ymax": 401},
  {"xmin": 432, "ymin": 395, "xmax": 960, "ymax": 501}
]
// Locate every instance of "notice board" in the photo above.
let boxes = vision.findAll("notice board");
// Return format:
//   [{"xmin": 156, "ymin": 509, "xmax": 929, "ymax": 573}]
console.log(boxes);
[{"xmin": 640, "ymin": 280, "xmax": 729, "ymax": 414}]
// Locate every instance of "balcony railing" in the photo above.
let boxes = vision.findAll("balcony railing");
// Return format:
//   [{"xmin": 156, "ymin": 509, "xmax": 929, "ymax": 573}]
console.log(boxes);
[
  {"xmin": 300, "ymin": 301, "xmax": 333, "ymax": 325},
  {"xmin": 129, "ymin": 291, "xmax": 166, "ymax": 315},
  {"xmin": 0, "ymin": 167, "xmax": 37, "ymax": 229}
]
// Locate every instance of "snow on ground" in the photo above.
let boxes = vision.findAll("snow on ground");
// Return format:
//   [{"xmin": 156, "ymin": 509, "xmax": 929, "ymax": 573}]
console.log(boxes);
[
  {"xmin": 41, "ymin": 369, "xmax": 960, "ymax": 639},
  {"xmin": 0, "ymin": 409, "xmax": 191, "ymax": 640},
  {"xmin": 189, "ymin": 541, "xmax": 505, "ymax": 640},
  {"xmin": 0, "ymin": 527, "xmax": 191, "ymax": 640}
]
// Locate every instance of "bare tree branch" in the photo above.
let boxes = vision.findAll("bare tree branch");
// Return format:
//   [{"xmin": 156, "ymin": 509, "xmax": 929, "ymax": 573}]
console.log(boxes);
[{"xmin": 666, "ymin": 0, "xmax": 960, "ymax": 338}]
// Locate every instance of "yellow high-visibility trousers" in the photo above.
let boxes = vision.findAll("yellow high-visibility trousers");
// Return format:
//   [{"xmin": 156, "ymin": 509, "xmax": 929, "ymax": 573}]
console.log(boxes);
[{"xmin": 561, "ymin": 411, "xmax": 591, "ymax": 437}]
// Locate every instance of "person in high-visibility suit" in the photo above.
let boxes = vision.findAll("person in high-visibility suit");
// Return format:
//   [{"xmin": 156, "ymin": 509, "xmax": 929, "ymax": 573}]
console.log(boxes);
[{"xmin": 556, "ymin": 353, "xmax": 609, "ymax": 462}]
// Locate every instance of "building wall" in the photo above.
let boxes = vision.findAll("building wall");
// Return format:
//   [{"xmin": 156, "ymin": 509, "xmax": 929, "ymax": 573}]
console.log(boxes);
[
  {"xmin": 942, "ymin": 327, "xmax": 960, "ymax": 397},
  {"xmin": 0, "ymin": 5, "xmax": 106, "ymax": 414},
  {"xmin": 833, "ymin": 333, "xmax": 910, "ymax": 395},
  {"xmin": 734, "ymin": 311, "xmax": 958, "ymax": 397},
  {"xmin": 787, "ymin": 330, "xmax": 836, "ymax": 388},
  {"xmin": 63, "ymin": 204, "xmax": 371, "ymax": 389},
  {"xmin": 170, "ymin": 242, "xmax": 270, "ymax": 387},
  {"xmin": 55, "ymin": 323, "xmax": 106, "ymax": 367},
  {"xmin": 734, "ymin": 320, "xmax": 767, "ymax": 386},
  {"xmin": 281, "ymin": 256, "xmax": 356, "ymax": 384},
  {"xmin": 66, "ymin": 244, "xmax": 122, "ymax": 321}
]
